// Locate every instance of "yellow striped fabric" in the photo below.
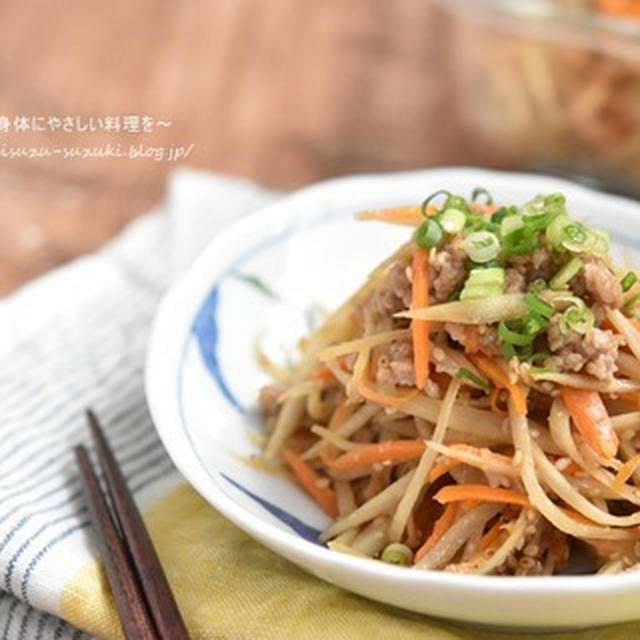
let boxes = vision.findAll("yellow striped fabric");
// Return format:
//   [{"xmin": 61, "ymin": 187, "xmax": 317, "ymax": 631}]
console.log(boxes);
[{"xmin": 60, "ymin": 483, "xmax": 640, "ymax": 640}]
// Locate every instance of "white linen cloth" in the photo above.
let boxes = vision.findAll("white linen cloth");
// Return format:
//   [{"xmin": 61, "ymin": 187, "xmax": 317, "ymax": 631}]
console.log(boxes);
[{"xmin": 0, "ymin": 170, "xmax": 277, "ymax": 638}]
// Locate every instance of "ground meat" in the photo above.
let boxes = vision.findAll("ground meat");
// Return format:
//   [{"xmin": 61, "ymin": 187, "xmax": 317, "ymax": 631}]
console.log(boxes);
[
  {"xmin": 429, "ymin": 239, "xmax": 467, "ymax": 303},
  {"xmin": 358, "ymin": 261, "xmax": 412, "ymax": 333},
  {"xmin": 510, "ymin": 245, "xmax": 558, "ymax": 283},
  {"xmin": 571, "ymin": 258, "xmax": 623, "ymax": 309},
  {"xmin": 375, "ymin": 338, "xmax": 415, "ymax": 386},
  {"xmin": 258, "ymin": 383, "xmax": 284, "ymax": 418},
  {"xmin": 444, "ymin": 322, "xmax": 500, "ymax": 357},
  {"xmin": 548, "ymin": 316, "xmax": 624, "ymax": 380},
  {"xmin": 505, "ymin": 268, "xmax": 527, "ymax": 293}
]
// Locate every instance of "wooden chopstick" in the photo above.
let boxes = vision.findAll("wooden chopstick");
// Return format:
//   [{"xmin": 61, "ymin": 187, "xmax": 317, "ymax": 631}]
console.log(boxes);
[
  {"xmin": 86, "ymin": 409, "xmax": 190, "ymax": 640},
  {"xmin": 75, "ymin": 445, "xmax": 158, "ymax": 640}
]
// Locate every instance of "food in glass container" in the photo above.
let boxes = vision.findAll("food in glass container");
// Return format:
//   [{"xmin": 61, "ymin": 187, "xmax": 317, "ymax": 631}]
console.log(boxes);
[{"xmin": 439, "ymin": 1, "xmax": 640, "ymax": 193}]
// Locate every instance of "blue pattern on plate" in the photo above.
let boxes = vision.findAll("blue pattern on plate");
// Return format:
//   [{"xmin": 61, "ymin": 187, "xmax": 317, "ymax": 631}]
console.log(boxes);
[
  {"xmin": 192, "ymin": 286, "xmax": 243, "ymax": 412},
  {"xmin": 222, "ymin": 474, "xmax": 321, "ymax": 542}
]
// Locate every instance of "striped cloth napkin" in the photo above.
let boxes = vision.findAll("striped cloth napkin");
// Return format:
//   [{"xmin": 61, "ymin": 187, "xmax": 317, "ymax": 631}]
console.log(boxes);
[{"xmin": 1, "ymin": 169, "xmax": 639, "ymax": 639}]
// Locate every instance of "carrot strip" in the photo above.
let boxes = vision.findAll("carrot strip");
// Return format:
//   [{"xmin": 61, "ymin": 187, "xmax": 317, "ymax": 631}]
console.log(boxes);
[
  {"xmin": 562, "ymin": 461, "xmax": 582, "ymax": 475},
  {"xmin": 596, "ymin": 0, "xmax": 640, "ymax": 18},
  {"xmin": 427, "ymin": 459, "xmax": 460, "ymax": 483},
  {"xmin": 476, "ymin": 518, "xmax": 505, "ymax": 552},
  {"xmin": 415, "ymin": 503, "xmax": 458, "ymax": 561},
  {"xmin": 463, "ymin": 327, "xmax": 480, "ymax": 355},
  {"xmin": 612, "ymin": 452, "xmax": 640, "ymax": 491},
  {"xmin": 411, "ymin": 249, "xmax": 430, "ymax": 390},
  {"xmin": 357, "ymin": 204, "xmax": 439, "ymax": 226},
  {"xmin": 281, "ymin": 449, "xmax": 338, "ymax": 518},
  {"xmin": 469, "ymin": 354, "xmax": 527, "ymax": 416},
  {"xmin": 619, "ymin": 392, "xmax": 640, "ymax": 409},
  {"xmin": 560, "ymin": 387, "xmax": 619, "ymax": 459},
  {"xmin": 434, "ymin": 484, "xmax": 530, "ymax": 508},
  {"xmin": 460, "ymin": 499, "xmax": 481, "ymax": 512},
  {"xmin": 311, "ymin": 365, "xmax": 336, "ymax": 383},
  {"xmin": 329, "ymin": 440, "xmax": 426, "ymax": 474},
  {"xmin": 356, "ymin": 376, "xmax": 418, "ymax": 407}
]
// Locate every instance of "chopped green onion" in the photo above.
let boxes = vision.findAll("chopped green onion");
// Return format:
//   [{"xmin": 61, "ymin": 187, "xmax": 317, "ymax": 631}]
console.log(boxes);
[
  {"xmin": 471, "ymin": 186, "xmax": 493, "ymax": 205},
  {"xmin": 459, "ymin": 267, "xmax": 505, "ymax": 300},
  {"xmin": 524, "ymin": 313, "xmax": 549, "ymax": 334},
  {"xmin": 490, "ymin": 207, "xmax": 510, "ymax": 224},
  {"xmin": 528, "ymin": 279, "xmax": 547, "ymax": 294},
  {"xmin": 522, "ymin": 193, "xmax": 565, "ymax": 226},
  {"xmin": 457, "ymin": 367, "xmax": 491, "ymax": 394},
  {"xmin": 381, "ymin": 543, "xmax": 413, "ymax": 566},
  {"xmin": 421, "ymin": 190, "xmax": 451, "ymax": 218},
  {"xmin": 563, "ymin": 223, "xmax": 588, "ymax": 247},
  {"xmin": 500, "ymin": 342, "xmax": 516, "ymax": 360},
  {"xmin": 446, "ymin": 194, "xmax": 471, "ymax": 213},
  {"xmin": 524, "ymin": 292, "xmax": 554, "ymax": 319},
  {"xmin": 621, "ymin": 272, "xmax": 637, "ymax": 293},
  {"xmin": 623, "ymin": 293, "xmax": 640, "ymax": 314},
  {"xmin": 527, "ymin": 352, "xmax": 553, "ymax": 374},
  {"xmin": 546, "ymin": 213, "xmax": 569, "ymax": 249},
  {"xmin": 560, "ymin": 222, "xmax": 610, "ymax": 256},
  {"xmin": 498, "ymin": 293, "xmax": 553, "ymax": 361},
  {"xmin": 498, "ymin": 321, "xmax": 534, "ymax": 346},
  {"xmin": 560, "ymin": 304, "xmax": 594, "ymax": 335},
  {"xmin": 500, "ymin": 214, "xmax": 524, "ymax": 237},
  {"xmin": 522, "ymin": 195, "xmax": 547, "ymax": 219},
  {"xmin": 474, "ymin": 259, "xmax": 501, "ymax": 269},
  {"xmin": 440, "ymin": 208, "xmax": 466, "ymax": 233},
  {"xmin": 503, "ymin": 227, "xmax": 539, "ymax": 256},
  {"xmin": 549, "ymin": 257, "xmax": 583, "ymax": 291},
  {"xmin": 463, "ymin": 231, "xmax": 500, "ymax": 263},
  {"xmin": 524, "ymin": 212, "xmax": 553, "ymax": 233},
  {"xmin": 544, "ymin": 192, "xmax": 567, "ymax": 214},
  {"xmin": 587, "ymin": 229, "xmax": 610, "ymax": 256},
  {"xmin": 466, "ymin": 216, "xmax": 500, "ymax": 234},
  {"xmin": 416, "ymin": 219, "xmax": 442, "ymax": 250}
]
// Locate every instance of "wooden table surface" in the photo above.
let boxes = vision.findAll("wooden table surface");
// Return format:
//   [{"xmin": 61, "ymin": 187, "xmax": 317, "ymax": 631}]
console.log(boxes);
[{"xmin": 0, "ymin": 0, "xmax": 495, "ymax": 295}]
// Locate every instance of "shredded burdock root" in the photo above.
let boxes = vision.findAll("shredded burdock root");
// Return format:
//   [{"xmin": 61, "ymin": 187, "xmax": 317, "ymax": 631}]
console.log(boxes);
[{"xmin": 258, "ymin": 188, "xmax": 640, "ymax": 574}]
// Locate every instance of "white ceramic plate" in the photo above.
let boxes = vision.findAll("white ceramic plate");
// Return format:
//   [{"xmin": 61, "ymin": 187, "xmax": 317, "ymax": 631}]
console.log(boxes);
[{"xmin": 146, "ymin": 168, "xmax": 640, "ymax": 630}]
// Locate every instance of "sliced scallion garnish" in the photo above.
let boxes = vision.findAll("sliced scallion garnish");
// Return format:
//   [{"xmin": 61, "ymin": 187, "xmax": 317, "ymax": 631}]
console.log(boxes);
[
  {"xmin": 621, "ymin": 272, "xmax": 637, "ymax": 293},
  {"xmin": 440, "ymin": 208, "xmax": 466, "ymax": 234},
  {"xmin": 381, "ymin": 543, "xmax": 414, "ymax": 566},
  {"xmin": 559, "ymin": 221, "xmax": 610, "ymax": 257},
  {"xmin": 524, "ymin": 292, "xmax": 554, "ymax": 319},
  {"xmin": 528, "ymin": 279, "xmax": 548, "ymax": 294},
  {"xmin": 420, "ymin": 190, "xmax": 451, "ymax": 218},
  {"xmin": 500, "ymin": 214, "xmax": 524, "ymax": 237},
  {"xmin": 459, "ymin": 267, "xmax": 505, "ymax": 300},
  {"xmin": 559, "ymin": 303, "xmax": 595, "ymax": 335},
  {"xmin": 549, "ymin": 257, "xmax": 583, "ymax": 291},
  {"xmin": 471, "ymin": 186, "xmax": 493, "ymax": 205},
  {"xmin": 622, "ymin": 293, "xmax": 640, "ymax": 314},
  {"xmin": 456, "ymin": 367, "xmax": 491, "ymax": 394},
  {"xmin": 463, "ymin": 231, "xmax": 501, "ymax": 263},
  {"xmin": 503, "ymin": 227, "xmax": 539, "ymax": 256},
  {"xmin": 416, "ymin": 219, "xmax": 443, "ymax": 250},
  {"xmin": 498, "ymin": 321, "xmax": 534, "ymax": 346}
]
